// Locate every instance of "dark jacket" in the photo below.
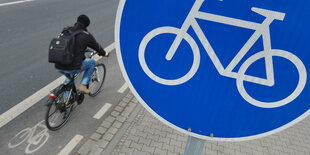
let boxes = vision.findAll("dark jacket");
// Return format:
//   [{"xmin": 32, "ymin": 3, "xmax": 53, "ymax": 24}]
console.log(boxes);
[{"xmin": 55, "ymin": 23, "xmax": 106, "ymax": 70}]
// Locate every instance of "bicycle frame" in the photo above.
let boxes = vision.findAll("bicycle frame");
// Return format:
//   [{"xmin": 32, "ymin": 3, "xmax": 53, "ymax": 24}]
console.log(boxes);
[{"xmin": 166, "ymin": 0, "xmax": 286, "ymax": 86}]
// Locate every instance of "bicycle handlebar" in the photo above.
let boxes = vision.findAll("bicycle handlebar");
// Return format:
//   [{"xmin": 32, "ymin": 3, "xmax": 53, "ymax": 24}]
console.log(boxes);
[
  {"xmin": 251, "ymin": 7, "xmax": 285, "ymax": 21},
  {"xmin": 85, "ymin": 49, "xmax": 97, "ymax": 58}
]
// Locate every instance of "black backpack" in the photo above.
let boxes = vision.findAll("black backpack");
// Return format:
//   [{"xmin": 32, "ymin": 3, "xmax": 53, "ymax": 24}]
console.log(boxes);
[{"xmin": 48, "ymin": 27, "xmax": 83, "ymax": 65}]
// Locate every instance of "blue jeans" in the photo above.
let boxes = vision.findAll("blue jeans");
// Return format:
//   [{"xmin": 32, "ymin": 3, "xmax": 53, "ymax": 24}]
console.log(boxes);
[{"xmin": 57, "ymin": 59, "xmax": 96, "ymax": 85}]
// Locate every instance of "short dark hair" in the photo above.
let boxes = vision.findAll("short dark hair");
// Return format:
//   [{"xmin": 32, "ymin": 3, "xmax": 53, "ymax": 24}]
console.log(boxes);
[{"xmin": 77, "ymin": 14, "xmax": 90, "ymax": 27}]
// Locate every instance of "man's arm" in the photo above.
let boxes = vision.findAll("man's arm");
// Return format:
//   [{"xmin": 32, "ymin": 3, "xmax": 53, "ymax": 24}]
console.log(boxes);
[{"xmin": 86, "ymin": 33, "xmax": 108, "ymax": 56}]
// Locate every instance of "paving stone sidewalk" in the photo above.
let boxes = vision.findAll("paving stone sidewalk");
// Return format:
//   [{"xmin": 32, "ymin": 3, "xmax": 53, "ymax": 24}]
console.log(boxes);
[{"xmin": 76, "ymin": 91, "xmax": 310, "ymax": 155}]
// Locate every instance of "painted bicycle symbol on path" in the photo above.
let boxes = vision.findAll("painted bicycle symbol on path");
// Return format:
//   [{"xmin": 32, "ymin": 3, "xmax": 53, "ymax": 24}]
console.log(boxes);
[
  {"xmin": 8, "ymin": 120, "xmax": 49, "ymax": 154},
  {"xmin": 139, "ymin": 0, "xmax": 307, "ymax": 108}
]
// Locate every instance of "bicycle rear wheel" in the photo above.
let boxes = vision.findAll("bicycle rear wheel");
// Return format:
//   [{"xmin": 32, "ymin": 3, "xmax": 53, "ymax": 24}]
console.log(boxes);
[
  {"xmin": 89, "ymin": 63, "xmax": 106, "ymax": 97},
  {"xmin": 45, "ymin": 86, "xmax": 74, "ymax": 131}
]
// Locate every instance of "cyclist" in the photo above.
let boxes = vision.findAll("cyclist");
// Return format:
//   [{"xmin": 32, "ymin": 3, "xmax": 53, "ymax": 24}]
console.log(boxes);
[{"xmin": 55, "ymin": 14, "xmax": 109, "ymax": 94}]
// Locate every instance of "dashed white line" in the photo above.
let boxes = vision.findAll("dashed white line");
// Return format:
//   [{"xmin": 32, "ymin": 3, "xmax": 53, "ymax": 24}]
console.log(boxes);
[
  {"xmin": 0, "ymin": 43, "xmax": 115, "ymax": 128},
  {"xmin": 117, "ymin": 83, "xmax": 128, "ymax": 93},
  {"xmin": 58, "ymin": 134, "xmax": 83, "ymax": 155},
  {"xmin": 93, "ymin": 103, "xmax": 112, "ymax": 119},
  {"xmin": 0, "ymin": 0, "xmax": 33, "ymax": 7}
]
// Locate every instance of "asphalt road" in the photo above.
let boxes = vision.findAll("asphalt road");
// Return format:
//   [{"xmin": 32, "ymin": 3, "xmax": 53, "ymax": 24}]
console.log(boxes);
[{"xmin": 0, "ymin": 0, "xmax": 125, "ymax": 154}]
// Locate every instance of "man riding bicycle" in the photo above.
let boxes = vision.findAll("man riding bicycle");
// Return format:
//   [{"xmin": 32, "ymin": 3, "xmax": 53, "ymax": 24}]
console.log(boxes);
[{"xmin": 55, "ymin": 15, "xmax": 109, "ymax": 94}]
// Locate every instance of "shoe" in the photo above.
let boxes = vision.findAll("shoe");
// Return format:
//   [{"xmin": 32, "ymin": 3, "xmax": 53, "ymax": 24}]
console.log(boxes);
[
  {"xmin": 79, "ymin": 84, "xmax": 90, "ymax": 94},
  {"xmin": 77, "ymin": 93, "xmax": 84, "ymax": 105}
]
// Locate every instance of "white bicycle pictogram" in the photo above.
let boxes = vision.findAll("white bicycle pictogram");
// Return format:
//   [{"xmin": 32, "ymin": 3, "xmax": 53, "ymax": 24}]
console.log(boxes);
[
  {"xmin": 8, "ymin": 120, "xmax": 49, "ymax": 154},
  {"xmin": 139, "ymin": 0, "xmax": 307, "ymax": 108}
]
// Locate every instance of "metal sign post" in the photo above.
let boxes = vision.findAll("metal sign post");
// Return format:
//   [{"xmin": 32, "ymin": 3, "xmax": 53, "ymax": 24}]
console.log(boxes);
[
  {"xmin": 184, "ymin": 129, "xmax": 206, "ymax": 155},
  {"xmin": 184, "ymin": 136, "xmax": 205, "ymax": 155}
]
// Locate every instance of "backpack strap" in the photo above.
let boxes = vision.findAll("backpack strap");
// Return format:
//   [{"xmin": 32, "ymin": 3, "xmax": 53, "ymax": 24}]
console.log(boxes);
[
  {"xmin": 71, "ymin": 29, "xmax": 84, "ymax": 37},
  {"xmin": 67, "ymin": 29, "xmax": 84, "ymax": 55}
]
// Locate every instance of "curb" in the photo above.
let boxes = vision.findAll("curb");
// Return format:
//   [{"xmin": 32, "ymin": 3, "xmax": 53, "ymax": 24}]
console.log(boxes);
[{"xmin": 75, "ymin": 91, "xmax": 139, "ymax": 155}]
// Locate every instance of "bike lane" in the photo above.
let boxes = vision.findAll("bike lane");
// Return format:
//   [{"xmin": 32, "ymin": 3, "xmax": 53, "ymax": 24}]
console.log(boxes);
[{"xmin": 0, "ymin": 49, "xmax": 131, "ymax": 155}]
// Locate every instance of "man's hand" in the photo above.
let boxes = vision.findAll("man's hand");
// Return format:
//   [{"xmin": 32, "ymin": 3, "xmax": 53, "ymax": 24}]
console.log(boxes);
[{"xmin": 104, "ymin": 52, "xmax": 109, "ymax": 57}]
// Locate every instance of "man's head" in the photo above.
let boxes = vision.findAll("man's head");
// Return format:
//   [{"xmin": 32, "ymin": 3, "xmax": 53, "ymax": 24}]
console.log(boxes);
[{"xmin": 77, "ymin": 14, "xmax": 90, "ymax": 28}]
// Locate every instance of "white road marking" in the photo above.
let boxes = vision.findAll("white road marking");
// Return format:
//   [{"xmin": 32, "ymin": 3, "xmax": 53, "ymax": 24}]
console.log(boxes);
[
  {"xmin": 0, "ymin": 43, "xmax": 115, "ymax": 128},
  {"xmin": 105, "ymin": 42, "xmax": 115, "ymax": 53},
  {"xmin": 0, "ymin": 0, "xmax": 33, "ymax": 7},
  {"xmin": 93, "ymin": 103, "xmax": 112, "ymax": 119},
  {"xmin": 8, "ymin": 120, "xmax": 49, "ymax": 153},
  {"xmin": 58, "ymin": 134, "xmax": 83, "ymax": 155},
  {"xmin": 0, "ymin": 76, "xmax": 65, "ymax": 128},
  {"xmin": 118, "ymin": 83, "xmax": 128, "ymax": 93}
]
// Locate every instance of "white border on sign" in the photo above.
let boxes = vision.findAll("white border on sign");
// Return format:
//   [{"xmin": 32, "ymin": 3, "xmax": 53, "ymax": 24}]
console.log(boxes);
[{"xmin": 114, "ymin": 0, "xmax": 310, "ymax": 141}]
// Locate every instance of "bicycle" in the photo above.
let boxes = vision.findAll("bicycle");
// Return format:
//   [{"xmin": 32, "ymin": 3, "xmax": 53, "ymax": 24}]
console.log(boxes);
[
  {"xmin": 138, "ymin": 0, "xmax": 307, "ymax": 108},
  {"xmin": 45, "ymin": 49, "xmax": 106, "ymax": 130}
]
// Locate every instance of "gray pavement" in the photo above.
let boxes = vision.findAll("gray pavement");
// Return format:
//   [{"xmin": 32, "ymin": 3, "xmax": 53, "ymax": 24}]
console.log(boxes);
[{"xmin": 76, "ymin": 91, "xmax": 310, "ymax": 155}]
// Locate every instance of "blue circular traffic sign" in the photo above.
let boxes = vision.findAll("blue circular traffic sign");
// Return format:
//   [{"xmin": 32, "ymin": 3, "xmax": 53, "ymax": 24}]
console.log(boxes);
[{"xmin": 115, "ymin": 0, "xmax": 310, "ymax": 141}]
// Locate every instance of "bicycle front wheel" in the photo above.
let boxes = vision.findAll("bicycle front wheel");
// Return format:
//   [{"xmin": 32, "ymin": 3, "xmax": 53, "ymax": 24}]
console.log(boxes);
[
  {"xmin": 89, "ymin": 63, "xmax": 106, "ymax": 97},
  {"xmin": 45, "ymin": 87, "xmax": 73, "ymax": 131}
]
